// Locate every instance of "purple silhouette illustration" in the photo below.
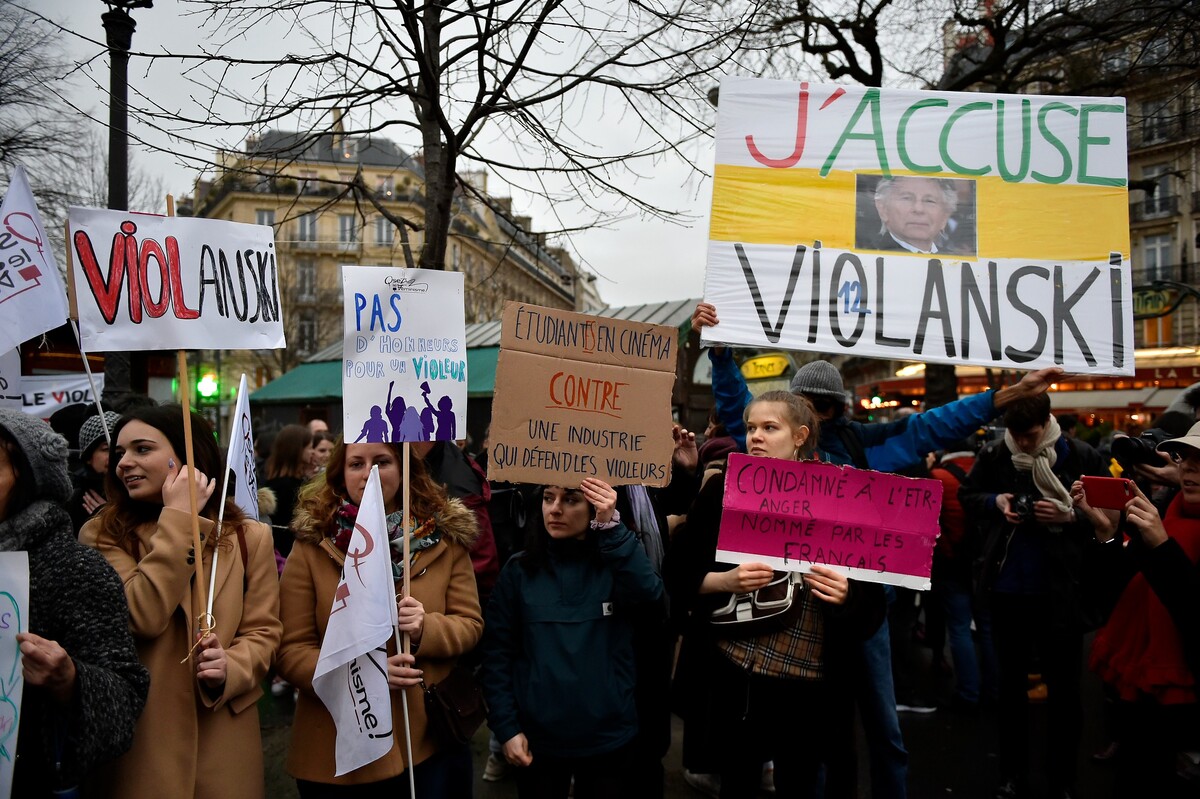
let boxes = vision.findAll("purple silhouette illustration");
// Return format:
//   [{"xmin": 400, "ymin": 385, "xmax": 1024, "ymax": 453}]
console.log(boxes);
[
  {"xmin": 398, "ymin": 405, "xmax": 425, "ymax": 441},
  {"xmin": 354, "ymin": 405, "xmax": 390, "ymax": 443},
  {"xmin": 385, "ymin": 381, "xmax": 407, "ymax": 442},
  {"xmin": 419, "ymin": 381, "xmax": 436, "ymax": 440},
  {"xmin": 434, "ymin": 395, "xmax": 456, "ymax": 441}
]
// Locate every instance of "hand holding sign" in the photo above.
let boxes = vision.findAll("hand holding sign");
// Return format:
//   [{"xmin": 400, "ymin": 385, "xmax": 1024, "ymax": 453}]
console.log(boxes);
[
  {"xmin": 194, "ymin": 633, "xmax": 227, "ymax": 687},
  {"xmin": 578, "ymin": 477, "xmax": 617, "ymax": 525},
  {"xmin": 804, "ymin": 564, "xmax": 850, "ymax": 606}
]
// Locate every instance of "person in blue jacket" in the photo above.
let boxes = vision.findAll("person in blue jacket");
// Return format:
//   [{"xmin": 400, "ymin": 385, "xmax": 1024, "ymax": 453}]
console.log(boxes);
[
  {"xmin": 691, "ymin": 301, "xmax": 1061, "ymax": 799},
  {"xmin": 481, "ymin": 477, "xmax": 663, "ymax": 799}
]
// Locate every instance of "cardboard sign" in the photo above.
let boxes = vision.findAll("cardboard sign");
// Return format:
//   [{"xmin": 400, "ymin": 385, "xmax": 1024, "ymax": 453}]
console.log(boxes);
[
  {"xmin": 68, "ymin": 207, "xmax": 285, "ymax": 352},
  {"xmin": 0, "ymin": 351, "xmax": 19, "ymax": 412},
  {"xmin": 715, "ymin": 453, "xmax": 942, "ymax": 589},
  {"xmin": 489, "ymin": 301, "xmax": 676, "ymax": 487},
  {"xmin": 703, "ymin": 77, "xmax": 1133, "ymax": 375},
  {"xmin": 341, "ymin": 267, "xmax": 467, "ymax": 443},
  {"xmin": 20, "ymin": 373, "xmax": 104, "ymax": 420},
  {"xmin": 0, "ymin": 168, "xmax": 70, "ymax": 353},
  {"xmin": 0, "ymin": 551, "xmax": 29, "ymax": 798}
]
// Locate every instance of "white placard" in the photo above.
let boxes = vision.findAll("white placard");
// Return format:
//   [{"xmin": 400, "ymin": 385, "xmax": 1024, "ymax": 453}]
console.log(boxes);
[
  {"xmin": 68, "ymin": 207, "xmax": 286, "ymax": 352},
  {"xmin": 341, "ymin": 267, "xmax": 467, "ymax": 443},
  {"xmin": 20, "ymin": 373, "xmax": 105, "ymax": 420},
  {"xmin": 0, "ymin": 551, "xmax": 29, "ymax": 799}
]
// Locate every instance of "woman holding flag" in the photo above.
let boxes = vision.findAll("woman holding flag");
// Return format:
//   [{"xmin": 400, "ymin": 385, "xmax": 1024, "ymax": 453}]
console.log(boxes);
[
  {"xmin": 80, "ymin": 405, "xmax": 282, "ymax": 798},
  {"xmin": 279, "ymin": 439, "xmax": 482, "ymax": 796}
]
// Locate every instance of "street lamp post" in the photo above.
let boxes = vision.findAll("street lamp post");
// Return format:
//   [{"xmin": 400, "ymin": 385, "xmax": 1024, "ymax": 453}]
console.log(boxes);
[{"xmin": 100, "ymin": 0, "xmax": 151, "ymax": 405}]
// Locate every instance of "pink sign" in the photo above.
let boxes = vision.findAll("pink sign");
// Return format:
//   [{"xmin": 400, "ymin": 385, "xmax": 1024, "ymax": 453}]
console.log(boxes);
[{"xmin": 715, "ymin": 453, "xmax": 943, "ymax": 590}]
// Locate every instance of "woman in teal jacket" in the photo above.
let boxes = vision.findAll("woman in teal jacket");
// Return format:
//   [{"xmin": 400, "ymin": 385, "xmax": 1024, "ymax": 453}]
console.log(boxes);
[{"xmin": 481, "ymin": 477, "xmax": 663, "ymax": 799}]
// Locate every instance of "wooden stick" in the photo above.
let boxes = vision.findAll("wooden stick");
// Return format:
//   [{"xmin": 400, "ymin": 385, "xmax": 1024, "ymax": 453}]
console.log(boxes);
[
  {"xmin": 178, "ymin": 350, "xmax": 208, "ymax": 638},
  {"xmin": 398, "ymin": 444, "xmax": 416, "ymax": 797}
]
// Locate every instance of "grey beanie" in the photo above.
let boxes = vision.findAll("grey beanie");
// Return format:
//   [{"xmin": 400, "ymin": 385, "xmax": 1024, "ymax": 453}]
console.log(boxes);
[
  {"xmin": 789, "ymin": 360, "xmax": 847, "ymax": 402},
  {"xmin": 0, "ymin": 408, "xmax": 73, "ymax": 503},
  {"xmin": 78, "ymin": 411, "xmax": 121, "ymax": 459}
]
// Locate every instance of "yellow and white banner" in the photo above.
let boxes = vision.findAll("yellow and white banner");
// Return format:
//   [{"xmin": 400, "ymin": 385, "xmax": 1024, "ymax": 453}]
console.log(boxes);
[{"xmin": 703, "ymin": 76, "xmax": 1134, "ymax": 375}]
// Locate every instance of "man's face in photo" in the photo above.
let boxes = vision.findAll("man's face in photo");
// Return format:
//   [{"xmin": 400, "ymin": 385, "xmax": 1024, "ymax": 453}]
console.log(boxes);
[{"xmin": 875, "ymin": 177, "xmax": 951, "ymax": 251}]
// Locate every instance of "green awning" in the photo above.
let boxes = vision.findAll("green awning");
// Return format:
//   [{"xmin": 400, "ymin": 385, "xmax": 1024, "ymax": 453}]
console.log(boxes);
[{"xmin": 251, "ymin": 346, "xmax": 501, "ymax": 404}]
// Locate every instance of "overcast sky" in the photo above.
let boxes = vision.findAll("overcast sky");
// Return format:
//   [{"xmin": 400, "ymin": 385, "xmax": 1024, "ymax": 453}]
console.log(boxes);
[{"xmin": 38, "ymin": 0, "xmax": 715, "ymax": 310}]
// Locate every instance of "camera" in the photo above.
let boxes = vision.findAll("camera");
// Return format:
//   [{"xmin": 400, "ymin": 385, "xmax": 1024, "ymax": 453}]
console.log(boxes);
[
  {"xmin": 1111, "ymin": 410, "xmax": 1193, "ymax": 468},
  {"xmin": 1011, "ymin": 494, "xmax": 1038, "ymax": 523}
]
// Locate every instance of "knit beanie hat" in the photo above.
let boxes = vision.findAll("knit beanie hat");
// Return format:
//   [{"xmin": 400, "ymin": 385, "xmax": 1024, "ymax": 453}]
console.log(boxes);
[
  {"xmin": 789, "ymin": 360, "xmax": 847, "ymax": 402},
  {"xmin": 78, "ymin": 411, "xmax": 120, "ymax": 459},
  {"xmin": 0, "ymin": 408, "xmax": 73, "ymax": 503}
]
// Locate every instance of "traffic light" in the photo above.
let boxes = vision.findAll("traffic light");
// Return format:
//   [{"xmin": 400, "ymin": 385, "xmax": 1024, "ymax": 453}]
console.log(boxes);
[{"xmin": 197, "ymin": 372, "xmax": 219, "ymax": 401}]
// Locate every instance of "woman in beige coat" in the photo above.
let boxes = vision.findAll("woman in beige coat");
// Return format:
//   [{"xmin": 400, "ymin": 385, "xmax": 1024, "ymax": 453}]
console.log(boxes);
[
  {"xmin": 80, "ymin": 405, "xmax": 282, "ymax": 798},
  {"xmin": 279, "ymin": 439, "xmax": 481, "ymax": 797}
]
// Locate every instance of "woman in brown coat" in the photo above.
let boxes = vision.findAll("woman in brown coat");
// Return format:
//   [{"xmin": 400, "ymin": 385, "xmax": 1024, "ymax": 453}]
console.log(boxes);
[
  {"xmin": 80, "ymin": 406, "xmax": 282, "ymax": 798},
  {"xmin": 279, "ymin": 439, "xmax": 482, "ymax": 797}
]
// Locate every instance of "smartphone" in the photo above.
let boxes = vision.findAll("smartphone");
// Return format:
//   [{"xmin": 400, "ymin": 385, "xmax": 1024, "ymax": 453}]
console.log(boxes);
[{"xmin": 1082, "ymin": 476, "xmax": 1135, "ymax": 510}]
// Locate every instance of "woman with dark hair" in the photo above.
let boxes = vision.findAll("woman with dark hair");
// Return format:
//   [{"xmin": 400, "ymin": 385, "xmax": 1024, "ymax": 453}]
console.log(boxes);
[
  {"xmin": 264, "ymin": 423, "xmax": 316, "ymax": 557},
  {"xmin": 279, "ymin": 439, "xmax": 482, "ymax": 796},
  {"xmin": 312, "ymin": 430, "xmax": 336, "ymax": 472},
  {"xmin": 0, "ymin": 409, "xmax": 148, "ymax": 797},
  {"xmin": 80, "ymin": 405, "xmax": 282, "ymax": 799},
  {"xmin": 480, "ymin": 478, "xmax": 662, "ymax": 798}
]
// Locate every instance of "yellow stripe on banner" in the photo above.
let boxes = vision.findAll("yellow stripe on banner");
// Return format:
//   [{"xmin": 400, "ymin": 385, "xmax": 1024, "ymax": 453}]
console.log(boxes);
[{"xmin": 710, "ymin": 165, "xmax": 1131, "ymax": 260}]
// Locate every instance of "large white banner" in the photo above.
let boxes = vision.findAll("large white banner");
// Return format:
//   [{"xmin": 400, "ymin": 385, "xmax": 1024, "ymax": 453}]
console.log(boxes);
[
  {"xmin": 0, "ymin": 352, "xmax": 19, "ymax": 412},
  {"xmin": 0, "ymin": 167, "xmax": 70, "ymax": 353},
  {"xmin": 0, "ymin": 551, "xmax": 29, "ymax": 799},
  {"xmin": 341, "ymin": 267, "xmax": 467, "ymax": 443},
  {"xmin": 312, "ymin": 467, "xmax": 396, "ymax": 776},
  {"xmin": 703, "ymin": 77, "xmax": 1133, "ymax": 375},
  {"xmin": 20, "ymin": 373, "xmax": 104, "ymax": 420},
  {"xmin": 68, "ymin": 208, "xmax": 286, "ymax": 352}
]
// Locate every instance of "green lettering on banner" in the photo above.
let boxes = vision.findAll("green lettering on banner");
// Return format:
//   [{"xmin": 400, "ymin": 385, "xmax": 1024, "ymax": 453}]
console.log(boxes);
[
  {"xmin": 1078, "ymin": 104, "xmax": 1127, "ymax": 187},
  {"xmin": 939, "ymin": 101, "xmax": 993, "ymax": 176},
  {"xmin": 821, "ymin": 88, "xmax": 891, "ymax": 177},
  {"xmin": 1031, "ymin": 102, "xmax": 1077, "ymax": 184},
  {"xmin": 996, "ymin": 98, "xmax": 1032, "ymax": 182},
  {"xmin": 897, "ymin": 98, "xmax": 948, "ymax": 174}
]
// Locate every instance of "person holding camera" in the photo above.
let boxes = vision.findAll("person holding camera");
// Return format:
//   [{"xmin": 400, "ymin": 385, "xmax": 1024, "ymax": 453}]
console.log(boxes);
[
  {"xmin": 958, "ymin": 394, "xmax": 1107, "ymax": 799},
  {"xmin": 1071, "ymin": 423, "xmax": 1200, "ymax": 798}
]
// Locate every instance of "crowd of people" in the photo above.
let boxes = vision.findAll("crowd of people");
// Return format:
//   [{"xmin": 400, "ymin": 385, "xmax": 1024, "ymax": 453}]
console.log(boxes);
[{"xmin": 3, "ymin": 301, "xmax": 1198, "ymax": 798}]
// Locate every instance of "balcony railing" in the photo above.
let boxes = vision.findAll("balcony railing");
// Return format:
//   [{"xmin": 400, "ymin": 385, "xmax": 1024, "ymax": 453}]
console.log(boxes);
[
  {"xmin": 1133, "ymin": 118, "xmax": 1190, "ymax": 149},
  {"xmin": 1130, "ymin": 262, "xmax": 1196, "ymax": 287},
  {"xmin": 1130, "ymin": 194, "xmax": 1179, "ymax": 222}
]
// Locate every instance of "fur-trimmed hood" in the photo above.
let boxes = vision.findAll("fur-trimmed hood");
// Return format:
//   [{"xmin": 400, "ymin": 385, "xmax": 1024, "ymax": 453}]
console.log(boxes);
[{"xmin": 290, "ymin": 495, "xmax": 479, "ymax": 548}]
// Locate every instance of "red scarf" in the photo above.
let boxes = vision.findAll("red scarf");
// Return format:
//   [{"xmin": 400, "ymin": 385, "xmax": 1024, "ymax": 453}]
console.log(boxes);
[{"xmin": 1090, "ymin": 495, "xmax": 1200, "ymax": 705}]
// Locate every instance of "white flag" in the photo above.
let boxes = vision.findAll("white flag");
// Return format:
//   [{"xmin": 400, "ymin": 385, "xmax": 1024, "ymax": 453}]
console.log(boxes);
[
  {"xmin": 0, "ymin": 350, "xmax": 20, "ymax": 412},
  {"xmin": 312, "ymin": 466, "xmax": 398, "ymax": 776},
  {"xmin": 0, "ymin": 167, "xmax": 69, "ymax": 353},
  {"xmin": 226, "ymin": 374, "xmax": 260, "ymax": 520}
]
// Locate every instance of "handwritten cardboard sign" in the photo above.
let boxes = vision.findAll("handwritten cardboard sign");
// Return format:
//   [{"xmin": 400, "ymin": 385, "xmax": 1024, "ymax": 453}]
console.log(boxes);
[
  {"xmin": 341, "ymin": 267, "xmax": 467, "ymax": 444},
  {"xmin": 0, "ymin": 351, "xmax": 19, "ymax": 412},
  {"xmin": 716, "ymin": 453, "xmax": 942, "ymax": 589},
  {"xmin": 20, "ymin": 373, "xmax": 104, "ymax": 421},
  {"xmin": 67, "ymin": 207, "xmax": 286, "ymax": 352},
  {"xmin": 488, "ymin": 301, "xmax": 677, "ymax": 487},
  {"xmin": 703, "ymin": 77, "xmax": 1133, "ymax": 375},
  {"xmin": 0, "ymin": 551, "xmax": 29, "ymax": 798}
]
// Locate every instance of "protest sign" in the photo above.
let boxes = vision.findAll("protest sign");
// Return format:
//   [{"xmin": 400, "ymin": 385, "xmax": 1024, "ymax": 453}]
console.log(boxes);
[
  {"xmin": 341, "ymin": 267, "xmax": 466, "ymax": 443},
  {"xmin": 716, "ymin": 453, "xmax": 942, "ymax": 590},
  {"xmin": 0, "ymin": 352, "xmax": 19, "ymax": 412},
  {"xmin": 703, "ymin": 77, "xmax": 1134, "ymax": 375},
  {"xmin": 20, "ymin": 373, "xmax": 104, "ymax": 420},
  {"xmin": 67, "ymin": 207, "xmax": 285, "ymax": 352},
  {"xmin": 0, "ymin": 167, "xmax": 70, "ymax": 353},
  {"xmin": 489, "ymin": 301, "xmax": 677, "ymax": 487},
  {"xmin": 0, "ymin": 551, "xmax": 29, "ymax": 799}
]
